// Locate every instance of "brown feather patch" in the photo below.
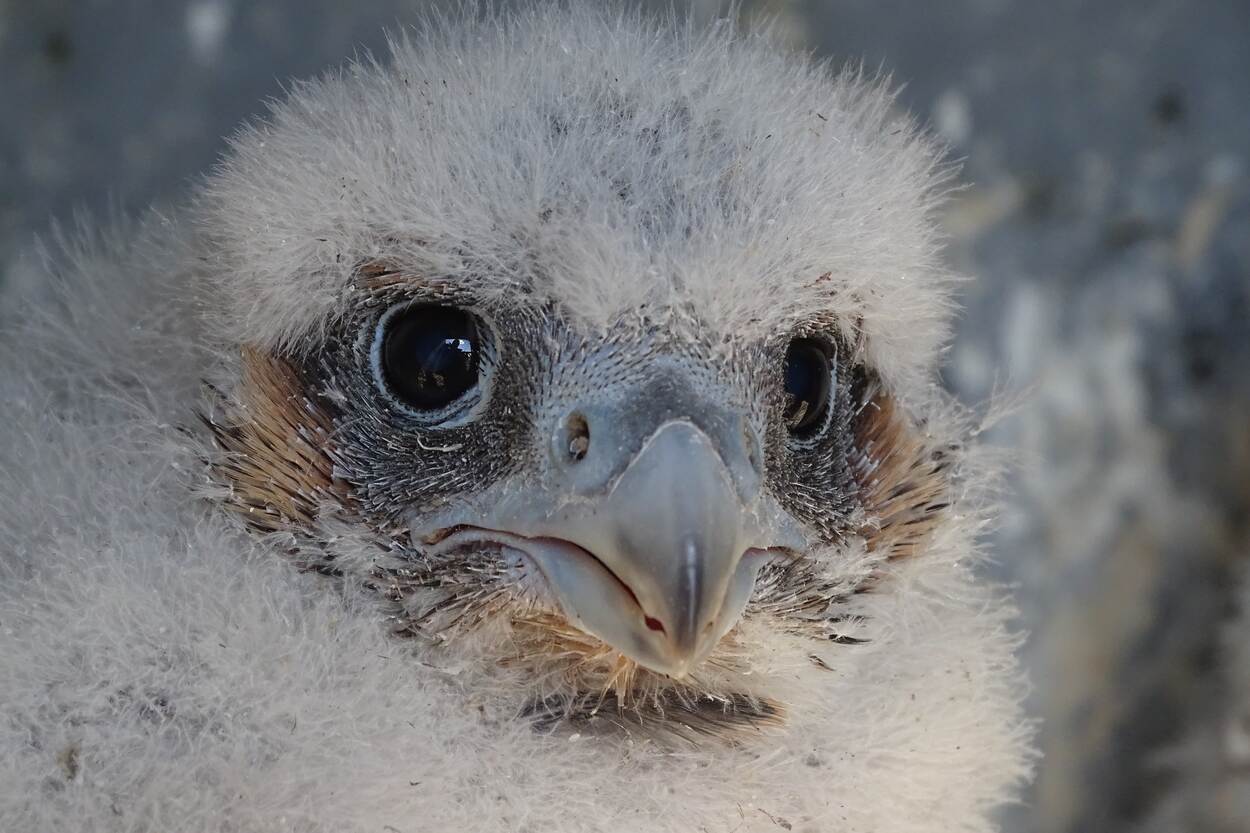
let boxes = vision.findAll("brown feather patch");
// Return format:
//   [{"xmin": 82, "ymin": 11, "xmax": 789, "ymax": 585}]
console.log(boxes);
[
  {"xmin": 851, "ymin": 390, "xmax": 952, "ymax": 560},
  {"xmin": 204, "ymin": 346, "xmax": 342, "ymax": 535},
  {"xmin": 356, "ymin": 258, "xmax": 410, "ymax": 290}
]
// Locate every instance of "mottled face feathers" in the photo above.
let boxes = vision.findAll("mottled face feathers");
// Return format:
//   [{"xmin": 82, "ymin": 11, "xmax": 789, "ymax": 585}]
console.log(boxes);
[{"xmin": 207, "ymin": 250, "xmax": 953, "ymax": 732}]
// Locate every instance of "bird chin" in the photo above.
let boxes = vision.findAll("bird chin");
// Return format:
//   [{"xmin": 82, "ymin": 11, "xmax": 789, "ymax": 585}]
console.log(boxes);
[{"xmin": 486, "ymin": 612, "xmax": 791, "ymax": 743}]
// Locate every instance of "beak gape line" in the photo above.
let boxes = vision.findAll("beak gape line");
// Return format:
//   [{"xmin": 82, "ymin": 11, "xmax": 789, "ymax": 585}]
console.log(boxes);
[{"xmin": 421, "ymin": 393, "xmax": 801, "ymax": 678}]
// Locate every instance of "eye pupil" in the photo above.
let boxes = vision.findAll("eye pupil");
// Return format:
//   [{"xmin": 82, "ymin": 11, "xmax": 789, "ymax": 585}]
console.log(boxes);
[
  {"xmin": 783, "ymin": 338, "xmax": 832, "ymax": 437},
  {"xmin": 380, "ymin": 305, "xmax": 480, "ymax": 411}
]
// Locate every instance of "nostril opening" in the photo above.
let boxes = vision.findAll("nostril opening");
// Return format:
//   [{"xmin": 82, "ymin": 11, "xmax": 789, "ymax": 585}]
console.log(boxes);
[
  {"xmin": 644, "ymin": 615, "xmax": 666, "ymax": 634},
  {"xmin": 566, "ymin": 412, "xmax": 590, "ymax": 462}
]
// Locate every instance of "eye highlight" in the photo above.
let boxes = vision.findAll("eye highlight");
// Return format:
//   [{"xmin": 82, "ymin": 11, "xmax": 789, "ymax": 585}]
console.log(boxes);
[
  {"xmin": 782, "ymin": 338, "xmax": 832, "ymax": 438},
  {"xmin": 377, "ymin": 304, "xmax": 481, "ymax": 413}
]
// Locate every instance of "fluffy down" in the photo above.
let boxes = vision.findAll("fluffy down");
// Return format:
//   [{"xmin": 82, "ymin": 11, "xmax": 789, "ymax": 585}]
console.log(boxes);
[{"xmin": 0, "ymin": 7, "xmax": 1030, "ymax": 832}]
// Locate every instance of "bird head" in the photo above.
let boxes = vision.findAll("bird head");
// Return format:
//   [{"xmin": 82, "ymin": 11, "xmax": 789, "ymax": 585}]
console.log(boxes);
[{"xmin": 199, "ymin": 8, "xmax": 957, "ymax": 731}]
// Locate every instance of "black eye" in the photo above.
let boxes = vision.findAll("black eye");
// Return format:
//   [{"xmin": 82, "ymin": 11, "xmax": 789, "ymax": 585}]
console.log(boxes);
[
  {"xmin": 379, "ymin": 305, "xmax": 481, "ymax": 412},
  {"xmin": 782, "ymin": 338, "xmax": 832, "ymax": 437}
]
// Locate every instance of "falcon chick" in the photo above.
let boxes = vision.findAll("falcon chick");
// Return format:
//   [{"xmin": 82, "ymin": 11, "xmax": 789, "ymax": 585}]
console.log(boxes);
[{"xmin": 0, "ymin": 6, "xmax": 1031, "ymax": 832}]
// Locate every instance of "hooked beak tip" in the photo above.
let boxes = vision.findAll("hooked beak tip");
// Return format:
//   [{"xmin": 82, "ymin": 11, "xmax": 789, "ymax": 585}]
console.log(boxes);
[{"xmin": 429, "ymin": 422, "xmax": 798, "ymax": 679}]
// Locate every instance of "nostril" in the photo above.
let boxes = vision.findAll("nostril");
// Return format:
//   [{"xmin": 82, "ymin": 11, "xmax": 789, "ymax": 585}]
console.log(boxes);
[
  {"xmin": 644, "ymin": 615, "xmax": 666, "ymax": 634},
  {"xmin": 565, "ymin": 412, "xmax": 590, "ymax": 462}
]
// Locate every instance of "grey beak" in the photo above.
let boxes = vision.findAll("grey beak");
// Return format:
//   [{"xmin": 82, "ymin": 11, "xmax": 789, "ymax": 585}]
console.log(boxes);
[
  {"xmin": 475, "ymin": 419, "xmax": 772, "ymax": 678},
  {"xmin": 547, "ymin": 420, "xmax": 757, "ymax": 672},
  {"xmin": 416, "ymin": 353, "xmax": 810, "ymax": 678}
]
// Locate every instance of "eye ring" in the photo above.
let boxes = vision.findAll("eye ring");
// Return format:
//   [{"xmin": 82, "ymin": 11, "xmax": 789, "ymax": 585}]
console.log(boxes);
[
  {"xmin": 370, "ymin": 302, "xmax": 490, "ymax": 424},
  {"xmin": 782, "ymin": 337, "xmax": 834, "ymax": 439}
]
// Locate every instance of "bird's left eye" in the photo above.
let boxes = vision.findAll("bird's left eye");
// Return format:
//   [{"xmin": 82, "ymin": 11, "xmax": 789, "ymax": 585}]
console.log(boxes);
[
  {"xmin": 782, "ymin": 338, "xmax": 833, "ymax": 437},
  {"xmin": 376, "ymin": 304, "xmax": 481, "ymax": 413}
]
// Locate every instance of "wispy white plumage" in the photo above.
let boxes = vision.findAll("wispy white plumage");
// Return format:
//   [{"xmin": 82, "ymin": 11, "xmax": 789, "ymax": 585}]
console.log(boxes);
[{"xmin": 0, "ymin": 6, "xmax": 1031, "ymax": 832}]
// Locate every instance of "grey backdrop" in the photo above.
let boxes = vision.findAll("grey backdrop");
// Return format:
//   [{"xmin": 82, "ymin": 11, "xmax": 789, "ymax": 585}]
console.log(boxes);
[{"xmin": 3, "ymin": 1, "xmax": 1248, "ymax": 831}]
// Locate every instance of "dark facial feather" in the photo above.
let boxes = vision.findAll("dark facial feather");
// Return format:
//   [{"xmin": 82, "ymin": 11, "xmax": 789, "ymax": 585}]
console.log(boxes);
[{"xmin": 202, "ymin": 274, "xmax": 954, "ymax": 737}]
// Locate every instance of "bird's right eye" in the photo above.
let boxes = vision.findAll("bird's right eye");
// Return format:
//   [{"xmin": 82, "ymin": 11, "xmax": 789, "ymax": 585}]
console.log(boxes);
[{"xmin": 376, "ymin": 304, "xmax": 481, "ymax": 413}]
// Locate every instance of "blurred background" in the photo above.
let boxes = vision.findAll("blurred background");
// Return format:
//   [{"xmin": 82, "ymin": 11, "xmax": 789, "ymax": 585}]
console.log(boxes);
[{"xmin": 2, "ymin": 1, "xmax": 1248, "ymax": 830}]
